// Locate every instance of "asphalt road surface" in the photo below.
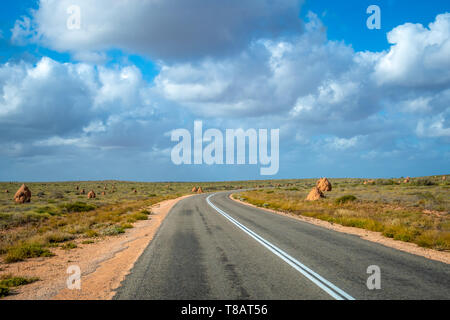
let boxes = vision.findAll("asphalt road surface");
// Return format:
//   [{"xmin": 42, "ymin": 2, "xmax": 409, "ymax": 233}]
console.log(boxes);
[{"xmin": 114, "ymin": 192, "xmax": 450, "ymax": 300}]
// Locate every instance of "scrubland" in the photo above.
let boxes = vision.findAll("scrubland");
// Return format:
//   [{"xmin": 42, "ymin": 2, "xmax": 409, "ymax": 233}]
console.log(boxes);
[
  {"xmin": 0, "ymin": 180, "xmax": 262, "ymax": 267},
  {"xmin": 233, "ymin": 176, "xmax": 449, "ymax": 252}
]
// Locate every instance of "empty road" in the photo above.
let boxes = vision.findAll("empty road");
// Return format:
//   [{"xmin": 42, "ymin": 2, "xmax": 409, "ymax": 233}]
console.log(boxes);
[{"xmin": 114, "ymin": 192, "xmax": 450, "ymax": 300}]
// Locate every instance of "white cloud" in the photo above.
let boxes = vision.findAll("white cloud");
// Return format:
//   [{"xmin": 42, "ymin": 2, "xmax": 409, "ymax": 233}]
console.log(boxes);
[
  {"xmin": 374, "ymin": 13, "xmax": 450, "ymax": 87},
  {"xmin": 324, "ymin": 136, "xmax": 360, "ymax": 150},
  {"xmin": 94, "ymin": 65, "xmax": 149, "ymax": 111},
  {"xmin": 399, "ymin": 97, "xmax": 433, "ymax": 113},
  {"xmin": 0, "ymin": 57, "xmax": 95, "ymax": 139},
  {"xmin": 0, "ymin": 57, "xmax": 166, "ymax": 153},
  {"xmin": 416, "ymin": 115, "xmax": 450, "ymax": 138},
  {"xmin": 33, "ymin": 136, "xmax": 89, "ymax": 147},
  {"xmin": 155, "ymin": 12, "xmax": 450, "ymax": 146},
  {"xmin": 11, "ymin": 4, "xmax": 449, "ymax": 144},
  {"xmin": 156, "ymin": 13, "xmax": 362, "ymax": 118},
  {"xmin": 156, "ymin": 63, "xmax": 230, "ymax": 102},
  {"xmin": 83, "ymin": 121, "xmax": 106, "ymax": 134},
  {"xmin": 2, "ymin": 9, "xmax": 449, "ymax": 176},
  {"xmin": 11, "ymin": 0, "xmax": 303, "ymax": 61},
  {"xmin": 10, "ymin": 16, "xmax": 33, "ymax": 45}
]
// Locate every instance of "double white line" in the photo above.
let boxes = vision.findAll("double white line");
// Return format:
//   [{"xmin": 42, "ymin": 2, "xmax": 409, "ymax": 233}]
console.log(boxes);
[{"xmin": 206, "ymin": 194, "xmax": 355, "ymax": 301}]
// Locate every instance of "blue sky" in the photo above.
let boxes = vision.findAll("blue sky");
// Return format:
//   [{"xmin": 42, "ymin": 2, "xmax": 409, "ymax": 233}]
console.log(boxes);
[
  {"xmin": 304, "ymin": 0, "xmax": 450, "ymax": 51},
  {"xmin": 2, "ymin": 1, "xmax": 448, "ymax": 63},
  {"xmin": 0, "ymin": 0, "xmax": 449, "ymax": 181}
]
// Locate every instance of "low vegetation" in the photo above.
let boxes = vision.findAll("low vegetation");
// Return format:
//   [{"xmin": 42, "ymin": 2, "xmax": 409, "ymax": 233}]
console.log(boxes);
[
  {"xmin": 61, "ymin": 242, "xmax": 77, "ymax": 250},
  {"xmin": 0, "ymin": 274, "xmax": 39, "ymax": 287},
  {"xmin": 0, "ymin": 180, "xmax": 259, "ymax": 265},
  {"xmin": 5, "ymin": 242, "xmax": 54, "ymax": 263},
  {"xmin": 234, "ymin": 175, "xmax": 449, "ymax": 251},
  {"xmin": 60, "ymin": 202, "xmax": 96, "ymax": 213},
  {"xmin": 0, "ymin": 274, "xmax": 39, "ymax": 297},
  {"xmin": 0, "ymin": 177, "xmax": 448, "ymax": 268},
  {"xmin": 0, "ymin": 286, "xmax": 8, "ymax": 298},
  {"xmin": 335, "ymin": 195, "xmax": 357, "ymax": 204}
]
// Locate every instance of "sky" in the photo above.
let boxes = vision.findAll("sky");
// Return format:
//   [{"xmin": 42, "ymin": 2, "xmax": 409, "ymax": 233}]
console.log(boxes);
[{"xmin": 0, "ymin": 0, "xmax": 449, "ymax": 182}]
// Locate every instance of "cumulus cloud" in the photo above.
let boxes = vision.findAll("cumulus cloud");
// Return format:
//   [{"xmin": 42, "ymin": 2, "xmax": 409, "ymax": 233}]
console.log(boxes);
[
  {"xmin": 374, "ymin": 13, "xmax": 450, "ymax": 87},
  {"xmin": 323, "ymin": 136, "xmax": 361, "ymax": 151},
  {"xmin": 416, "ymin": 115, "xmax": 450, "ymax": 138},
  {"xmin": 0, "ymin": 57, "xmax": 95, "ymax": 143},
  {"xmin": 2, "ymin": 8, "xmax": 449, "ymax": 179},
  {"xmin": 156, "ymin": 12, "xmax": 450, "ymax": 142},
  {"xmin": 156, "ymin": 13, "xmax": 363, "ymax": 118},
  {"xmin": 11, "ymin": 0, "xmax": 303, "ymax": 61},
  {"xmin": 0, "ymin": 57, "xmax": 177, "ymax": 158}
]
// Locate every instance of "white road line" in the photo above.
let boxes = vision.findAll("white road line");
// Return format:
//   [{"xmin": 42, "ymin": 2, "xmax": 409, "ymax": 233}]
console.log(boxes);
[{"xmin": 206, "ymin": 193, "xmax": 356, "ymax": 301}]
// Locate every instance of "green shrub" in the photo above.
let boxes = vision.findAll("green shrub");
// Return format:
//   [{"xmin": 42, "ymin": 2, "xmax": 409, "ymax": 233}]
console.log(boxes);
[
  {"xmin": 0, "ymin": 275, "xmax": 39, "ymax": 287},
  {"xmin": 383, "ymin": 226, "xmax": 419, "ymax": 243},
  {"xmin": 101, "ymin": 225, "xmax": 125, "ymax": 236},
  {"xmin": 338, "ymin": 217, "xmax": 371, "ymax": 229},
  {"xmin": 52, "ymin": 192, "xmax": 64, "ymax": 199},
  {"xmin": 61, "ymin": 242, "xmax": 77, "ymax": 250},
  {"xmin": 413, "ymin": 191, "xmax": 436, "ymax": 200},
  {"xmin": 335, "ymin": 195, "xmax": 357, "ymax": 205},
  {"xmin": 5, "ymin": 243, "xmax": 54, "ymax": 263},
  {"xmin": 375, "ymin": 179, "xmax": 395, "ymax": 185},
  {"xmin": 410, "ymin": 179, "xmax": 435, "ymax": 186},
  {"xmin": 0, "ymin": 285, "xmax": 10, "ymax": 297},
  {"xmin": 0, "ymin": 212, "xmax": 47, "ymax": 230},
  {"xmin": 45, "ymin": 232, "xmax": 75, "ymax": 243},
  {"xmin": 130, "ymin": 212, "xmax": 148, "ymax": 221},
  {"xmin": 84, "ymin": 229, "xmax": 99, "ymax": 238},
  {"xmin": 383, "ymin": 229, "xmax": 395, "ymax": 238},
  {"xmin": 60, "ymin": 202, "xmax": 96, "ymax": 213},
  {"xmin": 416, "ymin": 231, "xmax": 450, "ymax": 251},
  {"xmin": 35, "ymin": 206, "xmax": 60, "ymax": 216}
]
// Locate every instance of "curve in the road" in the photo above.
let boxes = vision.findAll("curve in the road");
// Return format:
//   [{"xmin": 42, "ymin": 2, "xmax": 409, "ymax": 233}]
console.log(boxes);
[{"xmin": 114, "ymin": 191, "xmax": 450, "ymax": 300}]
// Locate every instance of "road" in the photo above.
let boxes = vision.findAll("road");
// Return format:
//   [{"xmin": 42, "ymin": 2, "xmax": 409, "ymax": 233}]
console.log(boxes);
[{"xmin": 114, "ymin": 192, "xmax": 450, "ymax": 300}]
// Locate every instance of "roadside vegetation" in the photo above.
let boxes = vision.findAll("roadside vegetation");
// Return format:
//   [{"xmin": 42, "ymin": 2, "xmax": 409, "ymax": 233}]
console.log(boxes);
[
  {"xmin": 1, "ymin": 177, "xmax": 448, "ymax": 268},
  {"xmin": 233, "ymin": 176, "xmax": 450, "ymax": 251},
  {"xmin": 0, "ymin": 180, "xmax": 259, "ymax": 265},
  {"xmin": 0, "ymin": 274, "xmax": 39, "ymax": 297}
]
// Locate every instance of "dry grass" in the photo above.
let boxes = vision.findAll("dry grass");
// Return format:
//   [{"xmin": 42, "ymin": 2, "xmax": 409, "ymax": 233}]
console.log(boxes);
[
  {"xmin": 0, "ymin": 180, "xmax": 262, "ymax": 264},
  {"xmin": 234, "ymin": 175, "xmax": 449, "ymax": 251},
  {"xmin": 1, "ymin": 177, "xmax": 448, "ymax": 265}
]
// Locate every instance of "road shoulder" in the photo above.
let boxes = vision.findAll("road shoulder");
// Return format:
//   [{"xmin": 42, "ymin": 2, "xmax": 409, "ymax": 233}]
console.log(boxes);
[{"xmin": 1, "ymin": 195, "xmax": 192, "ymax": 300}]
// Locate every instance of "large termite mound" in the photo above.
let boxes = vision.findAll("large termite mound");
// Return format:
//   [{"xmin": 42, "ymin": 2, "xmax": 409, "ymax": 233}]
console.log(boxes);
[{"xmin": 14, "ymin": 184, "xmax": 31, "ymax": 204}]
